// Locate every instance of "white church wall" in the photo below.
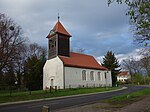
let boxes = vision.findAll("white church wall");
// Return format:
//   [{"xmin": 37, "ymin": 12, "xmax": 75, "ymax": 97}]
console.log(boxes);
[
  {"xmin": 106, "ymin": 71, "xmax": 112, "ymax": 86},
  {"xmin": 64, "ymin": 67, "xmax": 112, "ymax": 88},
  {"xmin": 43, "ymin": 56, "xmax": 64, "ymax": 90}
]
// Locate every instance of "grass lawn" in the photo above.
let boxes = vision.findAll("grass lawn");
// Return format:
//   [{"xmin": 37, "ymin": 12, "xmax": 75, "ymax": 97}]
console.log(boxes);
[
  {"xmin": 0, "ymin": 87, "xmax": 120, "ymax": 103},
  {"xmin": 103, "ymin": 88, "xmax": 150, "ymax": 108}
]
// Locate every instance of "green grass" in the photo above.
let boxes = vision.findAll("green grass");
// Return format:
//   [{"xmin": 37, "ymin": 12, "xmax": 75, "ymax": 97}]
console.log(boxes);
[
  {"xmin": 0, "ymin": 87, "xmax": 120, "ymax": 103},
  {"xmin": 103, "ymin": 88, "xmax": 150, "ymax": 107}
]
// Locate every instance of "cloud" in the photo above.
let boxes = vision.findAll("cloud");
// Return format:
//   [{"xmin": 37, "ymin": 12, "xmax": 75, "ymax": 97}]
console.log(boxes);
[
  {"xmin": 96, "ymin": 48, "xmax": 142, "ymax": 65},
  {"xmin": 0, "ymin": 0, "xmax": 140, "ymax": 59}
]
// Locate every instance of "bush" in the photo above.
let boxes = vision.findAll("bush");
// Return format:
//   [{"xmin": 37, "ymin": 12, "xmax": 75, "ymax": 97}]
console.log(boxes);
[
  {"xmin": 132, "ymin": 73, "xmax": 144, "ymax": 85},
  {"xmin": 144, "ymin": 76, "xmax": 150, "ymax": 85}
]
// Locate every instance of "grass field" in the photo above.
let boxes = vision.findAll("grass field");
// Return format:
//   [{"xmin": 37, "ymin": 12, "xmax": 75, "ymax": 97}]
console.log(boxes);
[
  {"xmin": 103, "ymin": 88, "xmax": 150, "ymax": 108},
  {"xmin": 0, "ymin": 87, "xmax": 120, "ymax": 103}
]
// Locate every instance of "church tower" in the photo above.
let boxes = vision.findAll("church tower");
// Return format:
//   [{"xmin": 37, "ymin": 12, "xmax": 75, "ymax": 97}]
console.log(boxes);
[
  {"xmin": 43, "ymin": 17, "xmax": 112, "ymax": 90},
  {"xmin": 46, "ymin": 19, "xmax": 71, "ymax": 59}
]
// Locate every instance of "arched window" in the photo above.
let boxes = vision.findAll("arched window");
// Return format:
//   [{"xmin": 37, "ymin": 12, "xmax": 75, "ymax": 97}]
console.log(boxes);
[
  {"xmin": 49, "ymin": 40, "xmax": 52, "ymax": 49},
  {"xmin": 105, "ymin": 72, "xmax": 107, "ymax": 79},
  {"xmin": 82, "ymin": 70, "xmax": 86, "ymax": 81},
  {"xmin": 55, "ymin": 41, "xmax": 56, "ymax": 47},
  {"xmin": 90, "ymin": 71, "xmax": 94, "ymax": 81},
  {"xmin": 97, "ymin": 72, "xmax": 101, "ymax": 80}
]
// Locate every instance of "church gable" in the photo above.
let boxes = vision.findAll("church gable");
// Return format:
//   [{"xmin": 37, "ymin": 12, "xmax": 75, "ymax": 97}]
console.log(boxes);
[{"xmin": 43, "ymin": 56, "xmax": 64, "ymax": 90}]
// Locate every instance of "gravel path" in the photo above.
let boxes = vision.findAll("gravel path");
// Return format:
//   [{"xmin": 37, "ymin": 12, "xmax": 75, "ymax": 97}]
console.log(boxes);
[{"xmin": 55, "ymin": 95, "xmax": 150, "ymax": 112}]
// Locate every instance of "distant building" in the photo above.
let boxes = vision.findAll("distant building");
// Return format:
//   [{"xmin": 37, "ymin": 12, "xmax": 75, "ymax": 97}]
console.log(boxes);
[
  {"xmin": 43, "ymin": 19, "xmax": 112, "ymax": 89},
  {"xmin": 117, "ymin": 71, "xmax": 131, "ymax": 83}
]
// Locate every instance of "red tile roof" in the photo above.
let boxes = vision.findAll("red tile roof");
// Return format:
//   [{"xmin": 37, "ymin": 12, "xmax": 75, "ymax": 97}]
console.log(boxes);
[
  {"xmin": 59, "ymin": 52, "xmax": 108, "ymax": 70},
  {"xmin": 118, "ymin": 71, "xmax": 129, "ymax": 76},
  {"xmin": 53, "ymin": 21, "xmax": 71, "ymax": 37}
]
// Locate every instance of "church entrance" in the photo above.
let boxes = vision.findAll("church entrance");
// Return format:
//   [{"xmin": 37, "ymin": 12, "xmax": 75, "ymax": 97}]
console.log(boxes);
[{"xmin": 50, "ymin": 79, "xmax": 54, "ymax": 87}]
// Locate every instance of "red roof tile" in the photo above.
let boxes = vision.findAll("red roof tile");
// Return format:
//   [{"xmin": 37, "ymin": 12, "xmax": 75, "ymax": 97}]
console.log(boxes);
[
  {"xmin": 118, "ymin": 71, "xmax": 129, "ymax": 76},
  {"xmin": 53, "ymin": 21, "xmax": 71, "ymax": 37},
  {"xmin": 59, "ymin": 52, "xmax": 108, "ymax": 70}
]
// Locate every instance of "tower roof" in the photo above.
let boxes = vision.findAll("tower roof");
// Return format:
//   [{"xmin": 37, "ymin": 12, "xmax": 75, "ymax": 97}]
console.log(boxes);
[
  {"xmin": 53, "ymin": 21, "xmax": 71, "ymax": 37},
  {"xmin": 47, "ymin": 21, "xmax": 71, "ymax": 38}
]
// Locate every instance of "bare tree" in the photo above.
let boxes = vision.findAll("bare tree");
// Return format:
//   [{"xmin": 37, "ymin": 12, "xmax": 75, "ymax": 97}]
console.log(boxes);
[
  {"xmin": 13, "ymin": 43, "xmax": 28, "ymax": 87},
  {"xmin": 0, "ymin": 13, "xmax": 27, "ymax": 74},
  {"xmin": 139, "ymin": 48, "xmax": 150, "ymax": 57},
  {"xmin": 14, "ymin": 43, "xmax": 46, "ymax": 87},
  {"xmin": 122, "ymin": 57, "xmax": 142, "ymax": 79},
  {"xmin": 25, "ymin": 43, "xmax": 46, "ymax": 59},
  {"xmin": 139, "ymin": 48, "xmax": 150, "ymax": 76},
  {"xmin": 71, "ymin": 47, "xmax": 85, "ymax": 54}
]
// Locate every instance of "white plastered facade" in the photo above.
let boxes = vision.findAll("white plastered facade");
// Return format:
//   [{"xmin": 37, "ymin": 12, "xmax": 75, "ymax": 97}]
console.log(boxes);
[
  {"xmin": 43, "ymin": 56, "xmax": 64, "ymax": 90},
  {"xmin": 43, "ymin": 57, "xmax": 112, "ymax": 90},
  {"xmin": 65, "ymin": 67, "xmax": 112, "ymax": 88}
]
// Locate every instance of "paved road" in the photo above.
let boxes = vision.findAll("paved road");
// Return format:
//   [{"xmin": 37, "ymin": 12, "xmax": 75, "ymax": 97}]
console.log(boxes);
[{"xmin": 0, "ymin": 86, "xmax": 149, "ymax": 112}]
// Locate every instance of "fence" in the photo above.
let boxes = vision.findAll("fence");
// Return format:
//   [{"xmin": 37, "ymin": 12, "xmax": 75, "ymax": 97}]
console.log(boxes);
[
  {"xmin": 0, "ymin": 83, "xmax": 113, "ymax": 97},
  {"xmin": 0, "ymin": 84, "xmax": 33, "ymax": 96}
]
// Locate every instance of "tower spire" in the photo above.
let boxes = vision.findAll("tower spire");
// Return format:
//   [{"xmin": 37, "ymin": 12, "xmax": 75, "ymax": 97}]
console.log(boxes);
[{"xmin": 58, "ymin": 9, "xmax": 60, "ymax": 21}]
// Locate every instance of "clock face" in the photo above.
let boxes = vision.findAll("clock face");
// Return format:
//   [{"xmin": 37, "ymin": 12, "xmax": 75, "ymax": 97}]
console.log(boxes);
[
  {"xmin": 49, "ymin": 36, "xmax": 56, "ymax": 50},
  {"xmin": 50, "ymin": 29, "xmax": 55, "ymax": 35}
]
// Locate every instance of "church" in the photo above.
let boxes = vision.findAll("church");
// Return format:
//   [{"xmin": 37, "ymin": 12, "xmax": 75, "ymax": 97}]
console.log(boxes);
[{"xmin": 43, "ymin": 18, "xmax": 112, "ymax": 89}]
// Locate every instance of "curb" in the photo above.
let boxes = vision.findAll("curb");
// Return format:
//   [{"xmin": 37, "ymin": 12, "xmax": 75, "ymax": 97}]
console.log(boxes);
[{"xmin": 0, "ymin": 87, "xmax": 127, "ymax": 106}]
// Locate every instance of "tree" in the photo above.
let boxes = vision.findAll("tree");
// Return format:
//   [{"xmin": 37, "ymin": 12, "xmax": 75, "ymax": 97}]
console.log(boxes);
[
  {"xmin": 122, "ymin": 57, "xmax": 142, "ymax": 81},
  {"xmin": 102, "ymin": 51, "xmax": 120, "ymax": 86},
  {"xmin": 24, "ymin": 43, "xmax": 46, "ymax": 90},
  {"xmin": 0, "ymin": 13, "xmax": 46, "ymax": 90},
  {"xmin": 0, "ymin": 13, "xmax": 28, "ymax": 89},
  {"xmin": 71, "ymin": 47, "xmax": 85, "ymax": 54},
  {"xmin": 13, "ymin": 43, "xmax": 28, "ymax": 87},
  {"xmin": 24, "ymin": 56, "xmax": 41, "ymax": 90},
  {"xmin": 24, "ymin": 55, "xmax": 46, "ymax": 90},
  {"xmin": 0, "ymin": 13, "xmax": 27, "ymax": 73},
  {"xmin": 108, "ymin": 0, "xmax": 150, "ymax": 46},
  {"xmin": 132, "ymin": 73, "xmax": 144, "ymax": 85},
  {"xmin": 138, "ymin": 48, "xmax": 150, "ymax": 76}
]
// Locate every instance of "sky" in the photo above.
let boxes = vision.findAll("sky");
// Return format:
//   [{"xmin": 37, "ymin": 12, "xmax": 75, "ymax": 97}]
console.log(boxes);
[{"xmin": 0, "ymin": 0, "xmax": 140, "ymax": 63}]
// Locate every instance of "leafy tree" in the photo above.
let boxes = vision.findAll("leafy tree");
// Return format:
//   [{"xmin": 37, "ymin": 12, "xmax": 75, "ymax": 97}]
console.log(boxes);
[
  {"xmin": 108, "ymin": 0, "xmax": 150, "ymax": 46},
  {"xmin": 24, "ymin": 56, "xmax": 41, "ymax": 90},
  {"xmin": 132, "ymin": 73, "xmax": 144, "ymax": 85},
  {"xmin": 102, "ymin": 51, "xmax": 120, "ymax": 86},
  {"xmin": 24, "ymin": 43, "xmax": 46, "ymax": 90},
  {"xmin": 144, "ymin": 76, "xmax": 150, "ymax": 85}
]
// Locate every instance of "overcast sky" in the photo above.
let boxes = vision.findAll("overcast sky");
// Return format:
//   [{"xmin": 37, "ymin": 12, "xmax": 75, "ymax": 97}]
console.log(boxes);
[{"xmin": 0, "ymin": 0, "xmax": 140, "ymax": 62}]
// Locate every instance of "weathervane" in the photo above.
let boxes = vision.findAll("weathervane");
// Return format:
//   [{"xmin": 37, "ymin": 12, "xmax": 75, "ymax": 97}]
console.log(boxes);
[{"xmin": 58, "ymin": 9, "xmax": 60, "ymax": 21}]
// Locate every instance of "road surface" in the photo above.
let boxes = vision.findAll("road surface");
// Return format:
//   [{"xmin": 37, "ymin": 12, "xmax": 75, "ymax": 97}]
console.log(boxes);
[{"xmin": 0, "ymin": 86, "xmax": 149, "ymax": 112}]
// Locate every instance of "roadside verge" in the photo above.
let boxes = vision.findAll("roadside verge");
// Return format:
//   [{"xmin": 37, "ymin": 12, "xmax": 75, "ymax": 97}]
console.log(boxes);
[{"xmin": 0, "ymin": 87, "xmax": 127, "ymax": 106}]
